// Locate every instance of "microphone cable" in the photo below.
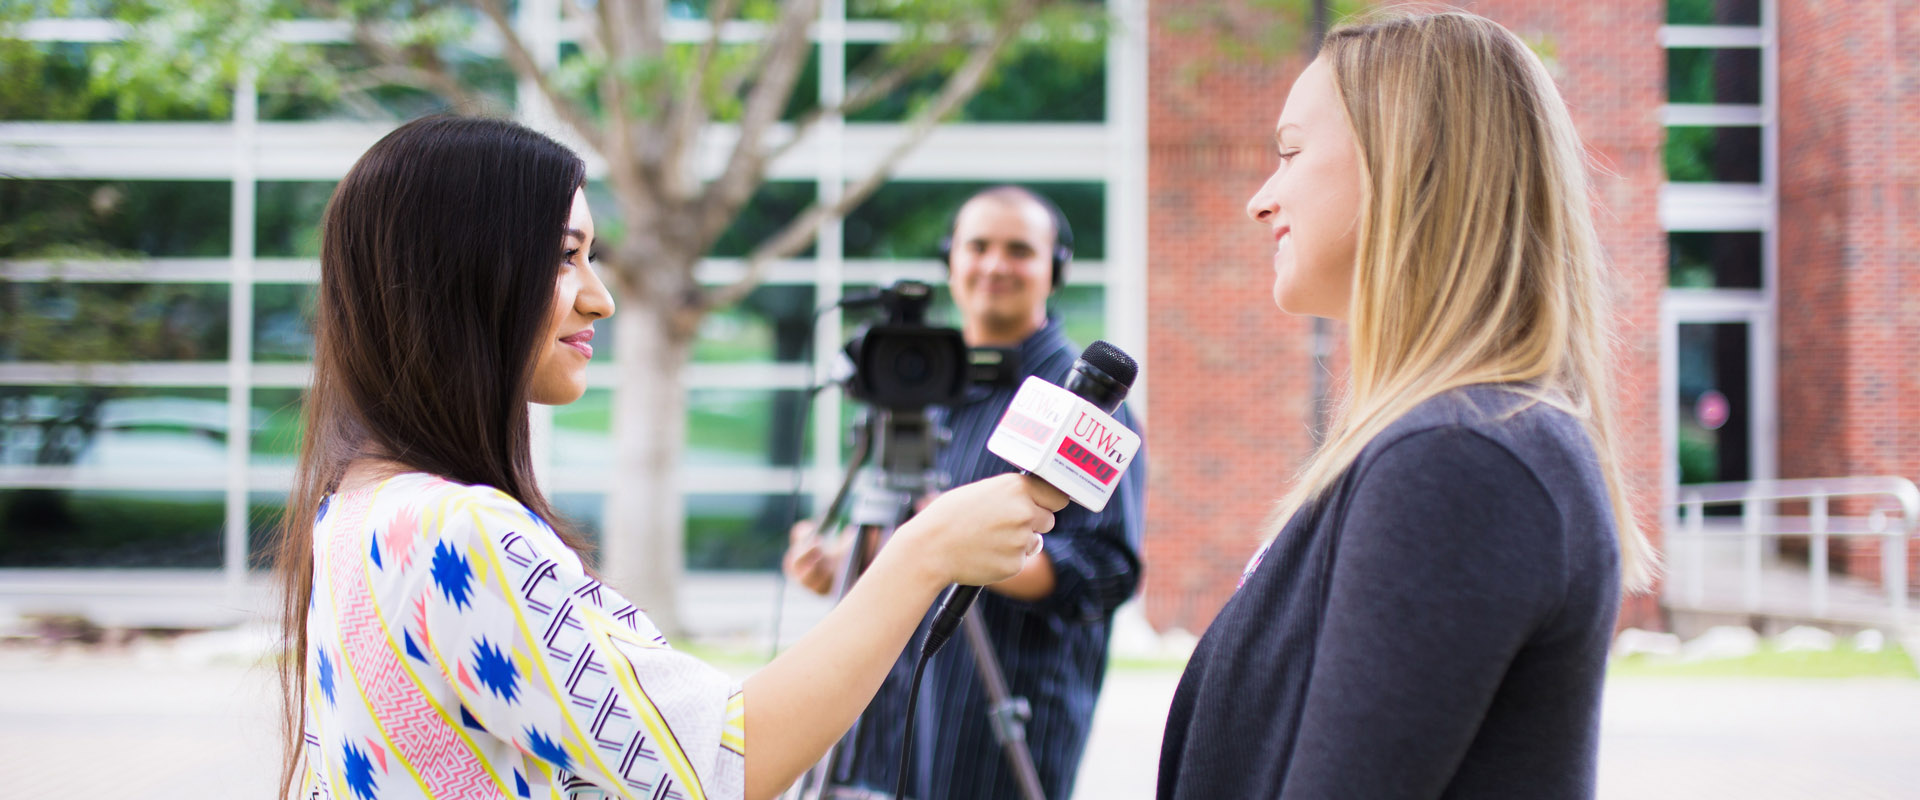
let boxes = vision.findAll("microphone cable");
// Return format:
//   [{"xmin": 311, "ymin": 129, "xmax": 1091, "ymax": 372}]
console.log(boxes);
[
  {"xmin": 767, "ymin": 297, "xmax": 851, "ymax": 662},
  {"xmin": 893, "ymin": 622, "xmax": 940, "ymax": 800}
]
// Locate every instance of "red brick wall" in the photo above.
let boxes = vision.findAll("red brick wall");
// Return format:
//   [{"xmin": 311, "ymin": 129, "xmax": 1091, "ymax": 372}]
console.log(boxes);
[
  {"xmin": 1777, "ymin": 0, "xmax": 1920, "ymax": 587},
  {"xmin": 1143, "ymin": 0, "xmax": 1669, "ymax": 633},
  {"xmin": 1142, "ymin": 2, "xmax": 1319, "ymax": 631}
]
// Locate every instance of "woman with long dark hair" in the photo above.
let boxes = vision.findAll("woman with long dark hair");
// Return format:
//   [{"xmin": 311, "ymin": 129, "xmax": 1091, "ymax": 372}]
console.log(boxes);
[
  {"xmin": 275, "ymin": 115, "xmax": 1065, "ymax": 800},
  {"xmin": 1157, "ymin": 9, "xmax": 1657, "ymax": 798}
]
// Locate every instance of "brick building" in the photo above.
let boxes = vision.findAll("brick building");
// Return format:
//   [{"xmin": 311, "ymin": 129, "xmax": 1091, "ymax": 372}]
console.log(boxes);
[{"xmin": 1141, "ymin": 0, "xmax": 1918, "ymax": 634}]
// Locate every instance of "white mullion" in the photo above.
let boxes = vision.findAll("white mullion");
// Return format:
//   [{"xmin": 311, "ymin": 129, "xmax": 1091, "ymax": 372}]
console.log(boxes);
[
  {"xmin": 1659, "ymin": 25, "xmax": 1765, "ymax": 49},
  {"xmin": 0, "ymin": 363, "xmax": 230, "ymax": 386},
  {"xmin": 224, "ymin": 71, "xmax": 260, "ymax": 592},
  {"xmin": 811, "ymin": 0, "xmax": 850, "ymax": 521},
  {"xmin": 0, "ymin": 467, "xmax": 230, "ymax": 492},
  {"xmin": 516, "ymin": 0, "xmax": 563, "ymax": 489},
  {"xmin": 1754, "ymin": 0, "xmax": 1779, "ymax": 484},
  {"xmin": 1658, "ymin": 5, "xmax": 1780, "ymax": 504},
  {"xmin": 1107, "ymin": 0, "xmax": 1150, "ymax": 411},
  {"xmin": 1661, "ymin": 104, "xmax": 1764, "ymax": 127},
  {"xmin": 0, "ymin": 259, "xmax": 234, "ymax": 283}
]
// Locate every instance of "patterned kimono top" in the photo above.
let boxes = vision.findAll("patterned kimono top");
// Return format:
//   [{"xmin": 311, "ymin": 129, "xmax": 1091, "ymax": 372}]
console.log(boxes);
[{"xmin": 298, "ymin": 473, "xmax": 746, "ymax": 800}]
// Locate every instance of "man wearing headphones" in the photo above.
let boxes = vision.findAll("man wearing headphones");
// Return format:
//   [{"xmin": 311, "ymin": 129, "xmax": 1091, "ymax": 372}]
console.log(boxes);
[{"xmin": 784, "ymin": 186, "xmax": 1147, "ymax": 799}]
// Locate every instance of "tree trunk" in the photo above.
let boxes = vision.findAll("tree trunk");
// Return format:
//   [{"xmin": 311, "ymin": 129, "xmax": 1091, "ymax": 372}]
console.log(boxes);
[{"xmin": 603, "ymin": 288, "xmax": 694, "ymax": 636}]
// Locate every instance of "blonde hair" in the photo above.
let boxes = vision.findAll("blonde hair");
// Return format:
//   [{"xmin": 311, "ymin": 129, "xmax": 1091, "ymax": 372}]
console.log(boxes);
[{"xmin": 1272, "ymin": 9, "xmax": 1658, "ymax": 592}]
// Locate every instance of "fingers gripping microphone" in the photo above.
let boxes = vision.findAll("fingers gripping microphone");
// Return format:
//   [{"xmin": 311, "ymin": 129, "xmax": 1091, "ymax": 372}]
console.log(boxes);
[{"xmin": 919, "ymin": 341, "xmax": 1141, "ymax": 658}]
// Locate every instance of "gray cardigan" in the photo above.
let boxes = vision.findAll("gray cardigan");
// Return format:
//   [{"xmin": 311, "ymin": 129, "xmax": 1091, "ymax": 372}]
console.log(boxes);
[{"xmin": 1158, "ymin": 386, "xmax": 1622, "ymax": 798}]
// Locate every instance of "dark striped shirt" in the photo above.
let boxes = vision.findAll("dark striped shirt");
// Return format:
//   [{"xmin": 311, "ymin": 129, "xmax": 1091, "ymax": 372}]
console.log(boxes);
[{"xmin": 841, "ymin": 318, "xmax": 1148, "ymax": 800}]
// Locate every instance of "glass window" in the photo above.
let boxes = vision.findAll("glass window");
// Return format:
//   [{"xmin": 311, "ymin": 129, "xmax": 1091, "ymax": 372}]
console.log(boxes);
[
  {"xmin": 248, "ymin": 490, "xmax": 288, "ymax": 571},
  {"xmin": 251, "ymin": 388, "xmax": 306, "ymax": 468},
  {"xmin": 547, "ymin": 492, "xmax": 810, "ymax": 571},
  {"xmin": 843, "ymin": 42, "xmax": 1105, "ymax": 123},
  {"xmin": 1051, "ymin": 284, "xmax": 1106, "ymax": 347},
  {"xmin": 844, "ymin": 181, "xmax": 1104, "ymax": 260},
  {"xmin": 554, "ymin": 389, "xmax": 813, "ymax": 472},
  {"xmin": 254, "ymin": 283, "xmax": 317, "ymax": 362},
  {"xmin": 1667, "ymin": 0, "xmax": 1760, "ymax": 26},
  {"xmin": 1676, "ymin": 322, "xmax": 1751, "ymax": 485},
  {"xmin": 686, "ymin": 493, "xmax": 810, "ymax": 570},
  {"xmin": 0, "ymin": 180, "xmax": 232, "ymax": 258},
  {"xmin": 1667, "ymin": 48, "xmax": 1761, "ymax": 105},
  {"xmin": 0, "ymin": 282, "xmax": 230, "ymax": 362},
  {"xmin": 0, "ymin": 42, "xmax": 229, "ymax": 122},
  {"xmin": 1669, "ymin": 231, "xmax": 1762, "ymax": 289},
  {"xmin": 552, "ymin": 492, "xmax": 608, "ymax": 546},
  {"xmin": 688, "ymin": 389, "xmax": 812, "ymax": 468},
  {"xmin": 709, "ymin": 181, "xmax": 817, "ymax": 258},
  {"xmin": 1665, "ymin": 126, "xmax": 1762, "ymax": 183},
  {"xmin": 547, "ymin": 284, "xmax": 816, "ymax": 367},
  {"xmin": 552, "ymin": 387, "xmax": 612, "ymax": 470},
  {"xmin": 0, "ymin": 386, "xmax": 230, "ymax": 468},
  {"xmin": 0, "ymin": 488, "xmax": 226, "ymax": 568},
  {"xmin": 694, "ymin": 284, "xmax": 817, "ymax": 363},
  {"xmin": 256, "ymin": 181, "xmax": 335, "ymax": 258}
]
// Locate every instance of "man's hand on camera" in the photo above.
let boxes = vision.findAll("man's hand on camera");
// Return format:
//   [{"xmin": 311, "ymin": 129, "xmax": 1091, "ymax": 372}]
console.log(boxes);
[{"xmin": 781, "ymin": 520, "xmax": 838, "ymax": 596}]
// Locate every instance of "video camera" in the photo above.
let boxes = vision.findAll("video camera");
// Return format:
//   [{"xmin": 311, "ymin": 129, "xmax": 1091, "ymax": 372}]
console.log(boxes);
[{"xmin": 840, "ymin": 280, "xmax": 971, "ymax": 411}]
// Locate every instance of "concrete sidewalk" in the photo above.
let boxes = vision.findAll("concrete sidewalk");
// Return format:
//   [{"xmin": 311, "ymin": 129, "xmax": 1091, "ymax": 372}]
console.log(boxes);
[{"xmin": 3, "ymin": 641, "xmax": 1918, "ymax": 799}]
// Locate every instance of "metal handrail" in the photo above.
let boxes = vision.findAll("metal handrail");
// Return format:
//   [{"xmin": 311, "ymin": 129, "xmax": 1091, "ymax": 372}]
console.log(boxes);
[{"xmin": 1668, "ymin": 476, "xmax": 1918, "ymax": 625}]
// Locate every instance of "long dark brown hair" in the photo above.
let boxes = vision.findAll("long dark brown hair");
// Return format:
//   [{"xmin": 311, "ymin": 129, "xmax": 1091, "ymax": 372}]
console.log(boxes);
[{"xmin": 274, "ymin": 115, "xmax": 595, "ymax": 793}]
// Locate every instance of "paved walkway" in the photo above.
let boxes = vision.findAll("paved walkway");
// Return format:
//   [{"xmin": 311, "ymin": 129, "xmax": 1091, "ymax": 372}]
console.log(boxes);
[{"xmin": 3, "ymin": 641, "xmax": 1917, "ymax": 799}]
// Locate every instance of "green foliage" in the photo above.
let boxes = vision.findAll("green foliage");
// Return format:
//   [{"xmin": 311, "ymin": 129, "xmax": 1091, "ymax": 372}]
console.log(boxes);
[
  {"xmin": 0, "ymin": 282, "xmax": 231, "ymax": 361},
  {"xmin": 1666, "ymin": 126, "xmax": 1760, "ymax": 183},
  {"xmin": 0, "ymin": 179, "xmax": 230, "ymax": 258},
  {"xmin": 81, "ymin": 0, "xmax": 324, "ymax": 120},
  {"xmin": 1676, "ymin": 422, "xmax": 1719, "ymax": 484},
  {"xmin": 1667, "ymin": 47, "xmax": 1760, "ymax": 106},
  {"xmin": 1666, "ymin": 0, "xmax": 1759, "ymax": 26},
  {"xmin": 1162, "ymin": 0, "xmax": 1367, "ymax": 85}
]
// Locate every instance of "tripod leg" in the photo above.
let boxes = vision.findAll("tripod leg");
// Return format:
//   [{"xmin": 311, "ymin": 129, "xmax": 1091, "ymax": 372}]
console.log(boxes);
[{"xmin": 962, "ymin": 613, "xmax": 1048, "ymax": 800}]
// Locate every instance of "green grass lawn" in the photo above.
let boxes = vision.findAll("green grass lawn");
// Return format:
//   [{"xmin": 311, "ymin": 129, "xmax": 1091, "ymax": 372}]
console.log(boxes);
[{"xmin": 1608, "ymin": 642, "xmax": 1919, "ymax": 680}]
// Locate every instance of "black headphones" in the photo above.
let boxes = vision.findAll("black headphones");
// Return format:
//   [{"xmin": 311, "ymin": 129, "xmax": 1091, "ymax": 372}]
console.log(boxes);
[{"xmin": 936, "ymin": 185, "xmax": 1075, "ymax": 290}]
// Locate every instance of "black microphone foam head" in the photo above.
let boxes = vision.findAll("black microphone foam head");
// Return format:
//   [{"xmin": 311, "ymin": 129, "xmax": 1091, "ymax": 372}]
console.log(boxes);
[{"xmin": 1081, "ymin": 340, "xmax": 1138, "ymax": 388}]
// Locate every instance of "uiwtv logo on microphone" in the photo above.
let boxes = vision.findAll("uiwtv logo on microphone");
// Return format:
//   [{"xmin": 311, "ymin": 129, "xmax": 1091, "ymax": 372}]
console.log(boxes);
[{"xmin": 987, "ymin": 376, "xmax": 1141, "ymax": 511}]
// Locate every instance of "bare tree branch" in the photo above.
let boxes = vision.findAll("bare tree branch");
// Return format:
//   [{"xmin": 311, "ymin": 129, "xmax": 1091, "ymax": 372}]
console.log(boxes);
[
  {"xmin": 701, "ymin": 3, "xmax": 1038, "ymax": 311},
  {"xmin": 323, "ymin": 8, "xmax": 489, "ymax": 112},
  {"xmin": 759, "ymin": 38, "xmax": 969, "ymax": 167},
  {"xmin": 693, "ymin": 0, "xmax": 823, "ymax": 247},
  {"xmin": 472, "ymin": 0, "xmax": 604, "ymax": 149},
  {"xmin": 344, "ymin": 63, "xmax": 493, "ymax": 109},
  {"xmin": 660, "ymin": 0, "xmax": 742, "ymax": 199},
  {"xmin": 603, "ymin": 0, "xmax": 666, "ymax": 63},
  {"xmin": 560, "ymin": 0, "xmax": 608, "ymax": 59}
]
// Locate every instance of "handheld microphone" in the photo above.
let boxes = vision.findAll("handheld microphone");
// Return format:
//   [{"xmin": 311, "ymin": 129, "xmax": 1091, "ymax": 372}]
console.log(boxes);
[{"xmin": 919, "ymin": 341, "xmax": 1141, "ymax": 658}]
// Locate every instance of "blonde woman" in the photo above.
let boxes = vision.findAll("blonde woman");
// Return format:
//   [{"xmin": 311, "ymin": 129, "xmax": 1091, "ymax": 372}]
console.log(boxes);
[{"xmin": 1157, "ymin": 10, "xmax": 1657, "ymax": 798}]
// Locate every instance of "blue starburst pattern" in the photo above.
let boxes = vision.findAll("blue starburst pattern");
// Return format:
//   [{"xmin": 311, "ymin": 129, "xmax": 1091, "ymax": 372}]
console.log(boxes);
[
  {"xmin": 524, "ymin": 727, "xmax": 572, "ymax": 771},
  {"xmin": 471, "ymin": 638, "xmax": 521, "ymax": 704},
  {"xmin": 403, "ymin": 630, "xmax": 426, "ymax": 663},
  {"xmin": 430, "ymin": 540, "xmax": 474, "ymax": 610},
  {"xmin": 514, "ymin": 768, "xmax": 531, "ymax": 798},
  {"xmin": 369, "ymin": 534, "xmax": 383, "ymax": 569},
  {"xmin": 342, "ymin": 741, "xmax": 379, "ymax": 800},
  {"xmin": 316, "ymin": 647, "xmax": 337, "ymax": 706}
]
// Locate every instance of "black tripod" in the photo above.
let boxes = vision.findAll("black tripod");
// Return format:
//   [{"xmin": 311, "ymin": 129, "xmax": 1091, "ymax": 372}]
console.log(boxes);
[{"xmin": 790, "ymin": 405, "xmax": 1048, "ymax": 800}]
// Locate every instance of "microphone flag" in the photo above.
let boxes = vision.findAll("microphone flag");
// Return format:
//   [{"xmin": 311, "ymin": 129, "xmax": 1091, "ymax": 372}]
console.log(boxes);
[{"xmin": 986, "ymin": 375, "xmax": 1142, "ymax": 512}]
